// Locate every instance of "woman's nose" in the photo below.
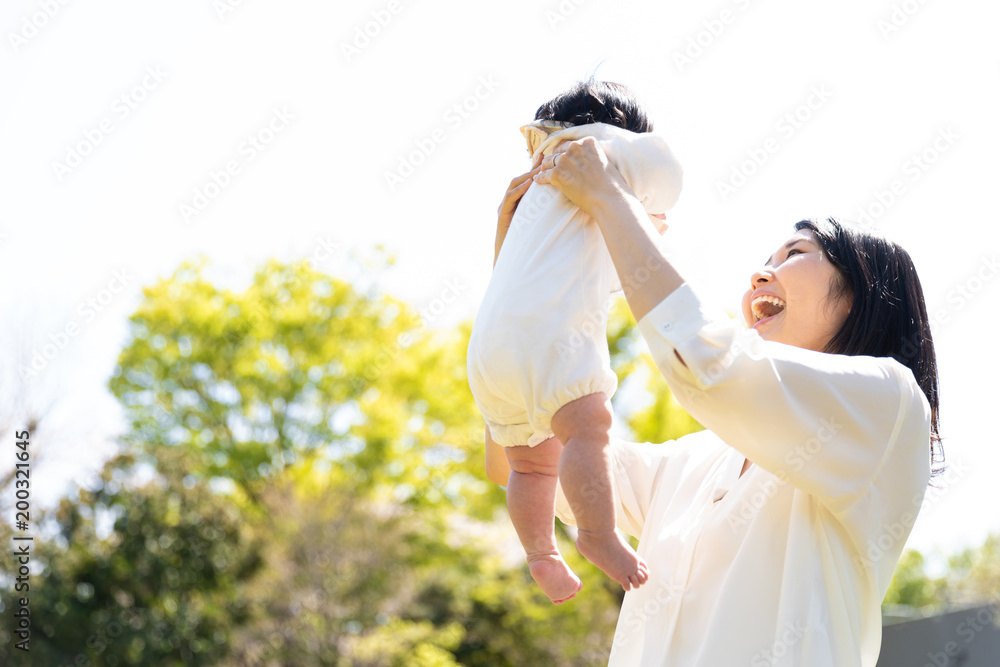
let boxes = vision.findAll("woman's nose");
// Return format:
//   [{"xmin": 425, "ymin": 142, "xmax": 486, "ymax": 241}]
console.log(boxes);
[{"xmin": 749, "ymin": 268, "xmax": 773, "ymax": 287}]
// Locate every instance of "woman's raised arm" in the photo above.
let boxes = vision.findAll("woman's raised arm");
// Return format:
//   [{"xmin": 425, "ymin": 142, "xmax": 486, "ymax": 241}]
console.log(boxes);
[
  {"xmin": 534, "ymin": 137, "xmax": 684, "ymax": 322},
  {"xmin": 535, "ymin": 139, "xmax": 932, "ymax": 511}
]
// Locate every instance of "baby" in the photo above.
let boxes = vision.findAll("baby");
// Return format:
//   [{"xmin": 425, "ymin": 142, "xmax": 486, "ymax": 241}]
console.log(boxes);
[{"xmin": 467, "ymin": 80, "xmax": 683, "ymax": 603}]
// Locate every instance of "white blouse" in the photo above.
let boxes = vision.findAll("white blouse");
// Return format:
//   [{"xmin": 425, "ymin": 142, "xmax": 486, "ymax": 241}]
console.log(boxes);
[{"xmin": 554, "ymin": 283, "xmax": 932, "ymax": 666}]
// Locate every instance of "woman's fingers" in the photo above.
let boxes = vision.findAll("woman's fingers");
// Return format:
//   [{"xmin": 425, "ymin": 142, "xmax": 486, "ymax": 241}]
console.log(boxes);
[
  {"xmin": 533, "ymin": 138, "xmax": 595, "ymax": 186},
  {"xmin": 497, "ymin": 162, "xmax": 543, "ymax": 221},
  {"xmin": 494, "ymin": 159, "xmax": 543, "ymax": 266},
  {"xmin": 533, "ymin": 137, "xmax": 626, "ymax": 217},
  {"xmin": 533, "ymin": 142, "xmax": 568, "ymax": 181}
]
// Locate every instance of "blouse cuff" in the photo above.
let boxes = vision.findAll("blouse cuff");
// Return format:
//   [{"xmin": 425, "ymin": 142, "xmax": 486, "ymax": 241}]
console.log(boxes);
[{"xmin": 636, "ymin": 283, "xmax": 737, "ymax": 386}]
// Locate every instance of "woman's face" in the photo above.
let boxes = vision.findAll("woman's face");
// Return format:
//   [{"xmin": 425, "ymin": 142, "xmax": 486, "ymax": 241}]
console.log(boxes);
[{"xmin": 740, "ymin": 229, "xmax": 852, "ymax": 352}]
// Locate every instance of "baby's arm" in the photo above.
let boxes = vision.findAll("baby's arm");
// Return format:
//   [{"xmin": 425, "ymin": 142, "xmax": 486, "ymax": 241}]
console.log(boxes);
[{"xmin": 598, "ymin": 128, "xmax": 683, "ymax": 215}]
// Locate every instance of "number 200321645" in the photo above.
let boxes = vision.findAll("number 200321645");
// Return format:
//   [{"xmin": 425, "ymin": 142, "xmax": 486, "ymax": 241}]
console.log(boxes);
[{"xmin": 12, "ymin": 429, "xmax": 33, "ymax": 653}]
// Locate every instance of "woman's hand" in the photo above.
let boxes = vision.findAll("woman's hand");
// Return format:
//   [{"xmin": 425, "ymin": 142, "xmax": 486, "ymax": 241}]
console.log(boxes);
[
  {"xmin": 536, "ymin": 136, "xmax": 685, "ymax": 322},
  {"xmin": 533, "ymin": 137, "xmax": 632, "ymax": 218},
  {"xmin": 494, "ymin": 154, "xmax": 543, "ymax": 267}
]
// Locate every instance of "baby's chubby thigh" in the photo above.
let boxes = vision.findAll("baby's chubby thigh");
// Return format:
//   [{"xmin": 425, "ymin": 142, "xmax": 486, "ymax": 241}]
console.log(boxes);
[{"xmin": 504, "ymin": 435, "xmax": 564, "ymax": 476}]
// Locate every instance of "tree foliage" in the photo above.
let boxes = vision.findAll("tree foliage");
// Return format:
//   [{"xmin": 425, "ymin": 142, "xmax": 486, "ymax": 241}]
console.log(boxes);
[
  {"xmin": 4, "ymin": 256, "xmax": 996, "ymax": 663},
  {"xmin": 1, "ymin": 258, "xmax": 704, "ymax": 665},
  {"xmin": 108, "ymin": 256, "xmax": 499, "ymax": 519},
  {"xmin": 0, "ymin": 446, "xmax": 263, "ymax": 665},
  {"xmin": 883, "ymin": 534, "xmax": 1000, "ymax": 619}
]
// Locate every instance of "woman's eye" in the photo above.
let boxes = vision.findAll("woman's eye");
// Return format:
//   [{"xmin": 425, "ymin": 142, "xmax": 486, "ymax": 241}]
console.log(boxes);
[{"xmin": 786, "ymin": 249, "xmax": 803, "ymax": 257}]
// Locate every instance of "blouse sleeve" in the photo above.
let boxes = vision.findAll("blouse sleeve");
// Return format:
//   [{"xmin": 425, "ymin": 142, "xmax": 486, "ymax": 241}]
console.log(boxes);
[{"xmin": 635, "ymin": 283, "xmax": 932, "ymax": 513}]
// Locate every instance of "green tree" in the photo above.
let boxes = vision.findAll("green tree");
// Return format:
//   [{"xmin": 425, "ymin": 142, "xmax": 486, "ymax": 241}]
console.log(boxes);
[
  {"xmin": 108, "ymin": 256, "xmax": 500, "ymax": 519},
  {"xmin": 882, "ymin": 549, "xmax": 946, "ymax": 614},
  {"xmin": 883, "ymin": 534, "xmax": 1000, "ymax": 619},
  {"xmin": 0, "ymin": 446, "xmax": 263, "ymax": 665},
  {"xmin": 2, "ymin": 256, "xmax": 705, "ymax": 665},
  {"xmin": 219, "ymin": 459, "xmax": 622, "ymax": 666},
  {"xmin": 940, "ymin": 533, "xmax": 1000, "ymax": 608}
]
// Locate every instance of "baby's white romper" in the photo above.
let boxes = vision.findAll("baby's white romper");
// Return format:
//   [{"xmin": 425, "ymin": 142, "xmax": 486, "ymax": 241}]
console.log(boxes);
[{"xmin": 467, "ymin": 122, "xmax": 683, "ymax": 448}]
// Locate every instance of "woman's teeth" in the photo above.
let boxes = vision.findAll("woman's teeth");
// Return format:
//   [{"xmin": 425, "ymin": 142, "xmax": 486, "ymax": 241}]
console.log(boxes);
[{"xmin": 752, "ymin": 295, "xmax": 786, "ymax": 322}]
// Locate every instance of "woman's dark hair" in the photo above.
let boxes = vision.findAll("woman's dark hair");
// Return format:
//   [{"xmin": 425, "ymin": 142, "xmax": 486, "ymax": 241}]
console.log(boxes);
[
  {"xmin": 534, "ymin": 78, "xmax": 653, "ymax": 134},
  {"xmin": 794, "ymin": 218, "xmax": 943, "ymax": 478}
]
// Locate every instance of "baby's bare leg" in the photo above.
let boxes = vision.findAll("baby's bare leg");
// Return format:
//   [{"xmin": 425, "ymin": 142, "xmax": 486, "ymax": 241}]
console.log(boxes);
[
  {"xmin": 505, "ymin": 438, "xmax": 582, "ymax": 604},
  {"xmin": 551, "ymin": 393, "xmax": 649, "ymax": 591}
]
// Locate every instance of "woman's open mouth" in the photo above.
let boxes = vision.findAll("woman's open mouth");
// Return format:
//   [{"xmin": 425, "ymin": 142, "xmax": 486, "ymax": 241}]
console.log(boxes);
[{"xmin": 751, "ymin": 294, "xmax": 786, "ymax": 329}]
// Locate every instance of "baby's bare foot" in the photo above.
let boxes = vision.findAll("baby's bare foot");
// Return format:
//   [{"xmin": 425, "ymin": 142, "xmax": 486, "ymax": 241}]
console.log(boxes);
[
  {"xmin": 576, "ymin": 529, "xmax": 649, "ymax": 591},
  {"xmin": 527, "ymin": 553, "xmax": 583, "ymax": 604}
]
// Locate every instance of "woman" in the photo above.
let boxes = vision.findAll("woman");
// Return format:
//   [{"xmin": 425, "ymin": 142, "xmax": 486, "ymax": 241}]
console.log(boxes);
[{"xmin": 482, "ymin": 137, "xmax": 942, "ymax": 666}]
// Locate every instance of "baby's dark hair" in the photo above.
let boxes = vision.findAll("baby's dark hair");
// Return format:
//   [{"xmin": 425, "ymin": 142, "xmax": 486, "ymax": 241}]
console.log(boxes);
[{"xmin": 534, "ymin": 78, "xmax": 653, "ymax": 134}]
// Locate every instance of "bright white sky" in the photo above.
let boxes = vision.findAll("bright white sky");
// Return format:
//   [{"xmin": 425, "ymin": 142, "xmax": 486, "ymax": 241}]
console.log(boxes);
[{"xmin": 1, "ymin": 0, "xmax": 998, "ymax": 569}]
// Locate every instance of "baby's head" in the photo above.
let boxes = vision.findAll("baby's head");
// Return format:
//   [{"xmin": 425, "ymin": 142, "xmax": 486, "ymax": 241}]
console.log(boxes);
[
  {"xmin": 534, "ymin": 78, "xmax": 653, "ymax": 134},
  {"xmin": 530, "ymin": 79, "xmax": 668, "ymax": 233}
]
